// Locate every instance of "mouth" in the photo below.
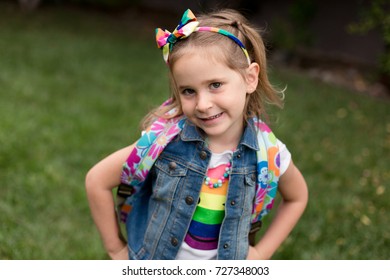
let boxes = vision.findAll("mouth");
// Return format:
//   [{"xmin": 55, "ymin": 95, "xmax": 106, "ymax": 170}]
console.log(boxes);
[{"xmin": 199, "ymin": 112, "xmax": 223, "ymax": 121}]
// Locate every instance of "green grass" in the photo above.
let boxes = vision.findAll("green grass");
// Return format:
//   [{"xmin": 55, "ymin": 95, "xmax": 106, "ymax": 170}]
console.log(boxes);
[
  {"xmin": 265, "ymin": 69, "xmax": 390, "ymax": 259},
  {"xmin": 0, "ymin": 3, "xmax": 389, "ymax": 259}
]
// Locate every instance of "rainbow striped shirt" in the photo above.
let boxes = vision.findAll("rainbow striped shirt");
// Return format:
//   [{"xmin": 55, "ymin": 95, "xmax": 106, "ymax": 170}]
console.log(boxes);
[{"xmin": 177, "ymin": 151, "xmax": 232, "ymax": 259}]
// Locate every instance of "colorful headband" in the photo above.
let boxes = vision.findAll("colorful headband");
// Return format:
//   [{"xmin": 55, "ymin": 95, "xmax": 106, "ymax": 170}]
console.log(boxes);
[{"xmin": 155, "ymin": 9, "xmax": 251, "ymax": 65}]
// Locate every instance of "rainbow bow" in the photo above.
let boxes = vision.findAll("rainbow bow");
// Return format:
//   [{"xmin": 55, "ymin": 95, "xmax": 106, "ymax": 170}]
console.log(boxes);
[{"xmin": 155, "ymin": 9, "xmax": 199, "ymax": 63}]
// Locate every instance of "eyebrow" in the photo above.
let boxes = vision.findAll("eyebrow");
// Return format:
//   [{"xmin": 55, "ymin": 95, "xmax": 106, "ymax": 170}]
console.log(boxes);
[
  {"xmin": 176, "ymin": 78, "xmax": 225, "ymax": 90},
  {"xmin": 177, "ymin": 85, "xmax": 192, "ymax": 92}
]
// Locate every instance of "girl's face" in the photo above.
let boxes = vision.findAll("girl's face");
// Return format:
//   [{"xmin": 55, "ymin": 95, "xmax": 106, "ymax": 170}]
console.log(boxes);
[{"xmin": 171, "ymin": 49, "xmax": 259, "ymax": 150}]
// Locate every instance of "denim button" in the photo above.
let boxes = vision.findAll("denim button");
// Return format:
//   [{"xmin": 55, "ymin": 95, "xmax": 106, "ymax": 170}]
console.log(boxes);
[
  {"xmin": 169, "ymin": 162, "xmax": 177, "ymax": 170},
  {"xmin": 200, "ymin": 151, "xmax": 207, "ymax": 160},
  {"xmin": 185, "ymin": 196, "xmax": 194, "ymax": 205},
  {"xmin": 171, "ymin": 237, "xmax": 179, "ymax": 247}
]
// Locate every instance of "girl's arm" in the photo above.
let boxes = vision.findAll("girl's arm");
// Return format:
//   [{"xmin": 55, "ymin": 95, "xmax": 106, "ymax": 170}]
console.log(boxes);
[
  {"xmin": 85, "ymin": 144, "xmax": 135, "ymax": 260},
  {"xmin": 247, "ymin": 160, "xmax": 308, "ymax": 260}
]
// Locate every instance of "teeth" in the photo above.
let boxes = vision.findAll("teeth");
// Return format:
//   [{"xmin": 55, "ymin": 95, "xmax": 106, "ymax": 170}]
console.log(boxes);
[{"xmin": 206, "ymin": 113, "xmax": 222, "ymax": 120}]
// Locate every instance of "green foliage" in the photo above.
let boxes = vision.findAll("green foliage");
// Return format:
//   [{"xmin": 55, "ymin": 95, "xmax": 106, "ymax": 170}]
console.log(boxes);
[
  {"xmin": 270, "ymin": 0, "xmax": 317, "ymax": 50},
  {"xmin": 0, "ymin": 2, "xmax": 389, "ymax": 259},
  {"xmin": 348, "ymin": 0, "xmax": 390, "ymax": 75},
  {"xmin": 288, "ymin": 0, "xmax": 317, "ymax": 46}
]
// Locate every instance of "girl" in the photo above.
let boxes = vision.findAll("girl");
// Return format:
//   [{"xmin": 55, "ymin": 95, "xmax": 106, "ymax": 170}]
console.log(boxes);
[{"xmin": 85, "ymin": 8, "xmax": 308, "ymax": 260}]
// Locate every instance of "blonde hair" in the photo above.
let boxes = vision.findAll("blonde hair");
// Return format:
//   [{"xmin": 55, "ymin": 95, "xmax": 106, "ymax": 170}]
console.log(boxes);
[{"xmin": 142, "ymin": 9, "xmax": 284, "ymax": 129}]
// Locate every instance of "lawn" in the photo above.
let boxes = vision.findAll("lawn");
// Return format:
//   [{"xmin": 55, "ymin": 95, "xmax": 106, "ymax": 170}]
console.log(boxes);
[{"xmin": 0, "ymin": 3, "xmax": 389, "ymax": 259}]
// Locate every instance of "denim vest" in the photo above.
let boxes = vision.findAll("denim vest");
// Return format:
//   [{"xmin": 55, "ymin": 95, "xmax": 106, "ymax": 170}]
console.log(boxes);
[{"xmin": 126, "ymin": 120, "xmax": 259, "ymax": 260}]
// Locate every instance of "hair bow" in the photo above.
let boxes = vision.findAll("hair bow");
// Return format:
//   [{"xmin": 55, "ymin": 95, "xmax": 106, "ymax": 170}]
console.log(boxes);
[
  {"xmin": 155, "ymin": 9, "xmax": 251, "ymax": 65},
  {"xmin": 155, "ymin": 9, "xmax": 199, "ymax": 63}
]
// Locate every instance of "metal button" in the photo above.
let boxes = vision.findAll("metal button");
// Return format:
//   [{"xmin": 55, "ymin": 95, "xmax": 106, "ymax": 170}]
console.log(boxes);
[
  {"xmin": 185, "ymin": 196, "xmax": 194, "ymax": 205},
  {"xmin": 171, "ymin": 237, "xmax": 179, "ymax": 247},
  {"xmin": 200, "ymin": 151, "xmax": 207, "ymax": 160},
  {"xmin": 168, "ymin": 162, "xmax": 177, "ymax": 170},
  {"xmin": 230, "ymin": 200, "xmax": 236, "ymax": 206},
  {"xmin": 223, "ymin": 243, "xmax": 229, "ymax": 249},
  {"xmin": 236, "ymin": 154, "xmax": 241, "ymax": 159}
]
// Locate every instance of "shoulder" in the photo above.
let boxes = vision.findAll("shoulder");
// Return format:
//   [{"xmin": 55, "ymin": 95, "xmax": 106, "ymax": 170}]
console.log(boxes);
[
  {"xmin": 278, "ymin": 159, "xmax": 308, "ymax": 202},
  {"xmin": 276, "ymin": 139, "xmax": 291, "ymax": 176}
]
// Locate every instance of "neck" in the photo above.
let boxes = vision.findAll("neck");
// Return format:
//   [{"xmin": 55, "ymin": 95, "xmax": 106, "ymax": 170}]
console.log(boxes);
[{"xmin": 206, "ymin": 134, "xmax": 241, "ymax": 153}]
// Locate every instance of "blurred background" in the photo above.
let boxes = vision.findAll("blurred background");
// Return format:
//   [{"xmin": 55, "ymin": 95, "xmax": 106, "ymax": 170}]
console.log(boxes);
[{"xmin": 0, "ymin": 0, "xmax": 389, "ymax": 259}]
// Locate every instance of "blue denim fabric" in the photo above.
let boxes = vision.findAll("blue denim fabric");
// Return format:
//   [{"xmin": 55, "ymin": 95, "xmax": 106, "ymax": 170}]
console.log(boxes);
[{"xmin": 126, "ymin": 119, "xmax": 259, "ymax": 260}]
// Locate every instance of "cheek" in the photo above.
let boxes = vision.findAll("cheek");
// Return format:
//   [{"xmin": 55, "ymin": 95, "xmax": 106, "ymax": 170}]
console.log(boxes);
[
  {"xmin": 225, "ymin": 88, "xmax": 248, "ymax": 107},
  {"xmin": 178, "ymin": 98, "xmax": 192, "ymax": 115}
]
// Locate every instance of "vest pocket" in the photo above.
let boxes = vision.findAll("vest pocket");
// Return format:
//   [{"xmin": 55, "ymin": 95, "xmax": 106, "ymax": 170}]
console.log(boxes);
[
  {"xmin": 136, "ymin": 158, "xmax": 187, "ymax": 258},
  {"xmin": 244, "ymin": 172, "xmax": 257, "ymax": 188},
  {"xmin": 153, "ymin": 158, "xmax": 187, "ymax": 201},
  {"xmin": 243, "ymin": 172, "xmax": 257, "ymax": 217}
]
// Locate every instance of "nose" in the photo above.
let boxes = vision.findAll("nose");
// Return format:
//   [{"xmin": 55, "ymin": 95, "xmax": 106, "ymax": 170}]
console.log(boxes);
[{"xmin": 195, "ymin": 92, "xmax": 213, "ymax": 112}]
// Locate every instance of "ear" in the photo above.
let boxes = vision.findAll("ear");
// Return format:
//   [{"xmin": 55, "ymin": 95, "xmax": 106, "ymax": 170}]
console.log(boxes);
[{"xmin": 245, "ymin": 62, "xmax": 259, "ymax": 94}]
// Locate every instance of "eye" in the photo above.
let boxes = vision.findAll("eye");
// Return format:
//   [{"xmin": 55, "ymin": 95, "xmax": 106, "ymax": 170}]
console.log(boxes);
[
  {"xmin": 210, "ymin": 82, "xmax": 222, "ymax": 90},
  {"xmin": 181, "ymin": 88, "xmax": 196, "ymax": 96}
]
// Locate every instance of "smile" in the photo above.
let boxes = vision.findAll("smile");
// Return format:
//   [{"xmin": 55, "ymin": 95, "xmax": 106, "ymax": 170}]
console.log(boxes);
[{"xmin": 199, "ymin": 112, "xmax": 223, "ymax": 121}]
